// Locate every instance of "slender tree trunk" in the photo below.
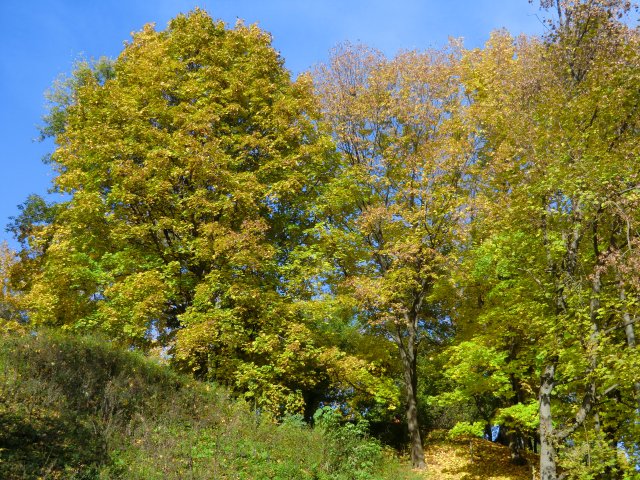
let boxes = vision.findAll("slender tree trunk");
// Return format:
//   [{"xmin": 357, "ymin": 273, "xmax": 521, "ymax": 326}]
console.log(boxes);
[
  {"xmin": 539, "ymin": 361, "xmax": 558, "ymax": 480},
  {"xmin": 397, "ymin": 328, "xmax": 426, "ymax": 469},
  {"xmin": 538, "ymin": 207, "xmax": 593, "ymax": 479},
  {"xmin": 404, "ymin": 367, "xmax": 426, "ymax": 469},
  {"xmin": 539, "ymin": 204, "xmax": 560, "ymax": 480},
  {"xmin": 619, "ymin": 282, "xmax": 640, "ymax": 406},
  {"xmin": 507, "ymin": 431, "xmax": 526, "ymax": 465}
]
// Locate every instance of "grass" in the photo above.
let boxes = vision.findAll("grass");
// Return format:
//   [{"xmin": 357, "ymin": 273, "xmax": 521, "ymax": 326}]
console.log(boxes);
[
  {"xmin": 0, "ymin": 328, "xmax": 418, "ymax": 480},
  {"xmin": 0, "ymin": 328, "xmax": 549, "ymax": 480}
]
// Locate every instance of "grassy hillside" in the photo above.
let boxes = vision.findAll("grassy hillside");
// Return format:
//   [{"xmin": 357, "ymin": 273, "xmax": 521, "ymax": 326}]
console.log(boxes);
[
  {"xmin": 0, "ymin": 329, "xmax": 545, "ymax": 480},
  {"xmin": 0, "ymin": 329, "xmax": 417, "ymax": 480}
]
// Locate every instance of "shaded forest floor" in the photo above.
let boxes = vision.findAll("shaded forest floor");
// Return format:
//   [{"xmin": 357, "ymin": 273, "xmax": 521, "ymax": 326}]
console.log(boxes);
[{"xmin": 420, "ymin": 435, "xmax": 538, "ymax": 480}]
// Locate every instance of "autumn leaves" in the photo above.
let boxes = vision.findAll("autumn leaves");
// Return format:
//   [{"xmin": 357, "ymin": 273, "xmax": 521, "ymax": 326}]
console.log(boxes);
[{"xmin": 4, "ymin": 2, "xmax": 640, "ymax": 477}]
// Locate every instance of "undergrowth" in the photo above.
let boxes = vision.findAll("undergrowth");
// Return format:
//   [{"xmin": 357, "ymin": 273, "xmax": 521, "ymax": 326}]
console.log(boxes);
[{"xmin": 0, "ymin": 329, "xmax": 417, "ymax": 479}]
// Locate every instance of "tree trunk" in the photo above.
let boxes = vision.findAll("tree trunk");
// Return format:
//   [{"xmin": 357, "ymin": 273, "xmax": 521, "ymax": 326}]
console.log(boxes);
[
  {"xmin": 619, "ymin": 283, "xmax": 640, "ymax": 406},
  {"xmin": 507, "ymin": 431, "xmax": 526, "ymax": 465},
  {"xmin": 404, "ymin": 373, "xmax": 426, "ymax": 469},
  {"xmin": 539, "ymin": 361, "xmax": 558, "ymax": 480},
  {"xmin": 397, "ymin": 330, "xmax": 426, "ymax": 469}
]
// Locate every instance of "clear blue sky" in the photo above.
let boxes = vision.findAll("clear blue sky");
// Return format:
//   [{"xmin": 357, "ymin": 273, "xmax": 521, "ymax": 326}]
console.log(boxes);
[{"xmin": 0, "ymin": 0, "xmax": 544, "ymax": 247}]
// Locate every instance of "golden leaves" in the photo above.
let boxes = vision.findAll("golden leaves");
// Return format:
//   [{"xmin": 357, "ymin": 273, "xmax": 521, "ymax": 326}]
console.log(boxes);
[{"xmin": 421, "ymin": 437, "xmax": 538, "ymax": 480}]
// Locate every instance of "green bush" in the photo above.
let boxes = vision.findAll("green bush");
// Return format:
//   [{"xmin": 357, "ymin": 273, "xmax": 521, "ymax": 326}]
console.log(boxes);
[{"xmin": 313, "ymin": 406, "xmax": 384, "ymax": 479}]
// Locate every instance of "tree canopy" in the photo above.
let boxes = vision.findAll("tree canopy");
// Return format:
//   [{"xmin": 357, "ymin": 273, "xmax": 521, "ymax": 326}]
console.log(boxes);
[
  {"xmin": 12, "ymin": 9, "xmax": 390, "ymax": 417},
  {"xmin": 5, "ymin": 2, "xmax": 640, "ymax": 478}
]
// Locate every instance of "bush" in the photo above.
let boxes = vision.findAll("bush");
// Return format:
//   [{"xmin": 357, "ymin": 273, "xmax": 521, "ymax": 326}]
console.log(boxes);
[{"xmin": 313, "ymin": 406, "xmax": 384, "ymax": 479}]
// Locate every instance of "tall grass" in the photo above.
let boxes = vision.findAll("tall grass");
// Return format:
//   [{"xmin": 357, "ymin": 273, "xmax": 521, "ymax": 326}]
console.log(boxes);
[{"xmin": 0, "ymin": 329, "xmax": 417, "ymax": 480}]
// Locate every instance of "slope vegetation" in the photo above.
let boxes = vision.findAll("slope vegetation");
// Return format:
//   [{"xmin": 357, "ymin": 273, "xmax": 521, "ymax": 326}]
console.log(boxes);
[{"xmin": 0, "ymin": 329, "xmax": 416, "ymax": 480}]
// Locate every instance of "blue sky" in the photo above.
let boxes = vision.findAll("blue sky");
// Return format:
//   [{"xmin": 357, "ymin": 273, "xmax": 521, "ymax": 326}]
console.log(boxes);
[{"xmin": 0, "ymin": 0, "xmax": 544, "ymax": 247}]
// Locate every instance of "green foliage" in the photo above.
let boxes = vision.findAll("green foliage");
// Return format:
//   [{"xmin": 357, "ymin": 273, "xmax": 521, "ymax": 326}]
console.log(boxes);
[
  {"xmin": 439, "ymin": 341, "xmax": 511, "ymax": 404},
  {"xmin": 0, "ymin": 329, "xmax": 416, "ymax": 480},
  {"xmin": 494, "ymin": 402, "xmax": 539, "ymax": 436},
  {"xmin": 461, "ymin": 2, "xmax": 640, "ymax": 475},
  {"xmin": 313, "ymin": 406, "xmax": 385, "ymax": 479},
  {"xmin": 557, "ymin": 429, "xmax": 626, "ymax": 480},
  {"xmin": 447, "ymin": 421, "xmax": 485, "ymax": 440},
  {"xmin": 6, "ymin": 194, "xmax": 57, "ymax": 250},
  {"xmin": 15, "ymin": 9, "xmax": 353, "ymax": 416}
]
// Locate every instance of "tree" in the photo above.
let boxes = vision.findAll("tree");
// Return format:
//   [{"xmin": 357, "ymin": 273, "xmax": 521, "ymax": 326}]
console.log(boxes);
[
  {"xmin": 313, "ymin": 43, "xmax": 473, "ymax": 468},
  {"xmin": 463, "ymin": 1, "xmax": 640, "ymax": 477},
  {"xmin": 16, "ymin": 9, "xmax": 350, "ymax": 415}
]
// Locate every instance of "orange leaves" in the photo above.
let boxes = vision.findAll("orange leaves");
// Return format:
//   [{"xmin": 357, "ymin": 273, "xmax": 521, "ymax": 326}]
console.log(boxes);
[{"xmin": 314, "ymin": 43, "xmax": 472, "ymax": 312}]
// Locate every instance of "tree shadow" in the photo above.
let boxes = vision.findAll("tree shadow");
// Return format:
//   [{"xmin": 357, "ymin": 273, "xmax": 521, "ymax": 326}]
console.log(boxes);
[{"xmin": 0, "ymin": 409, "xmax": 107, "ymax": 480}]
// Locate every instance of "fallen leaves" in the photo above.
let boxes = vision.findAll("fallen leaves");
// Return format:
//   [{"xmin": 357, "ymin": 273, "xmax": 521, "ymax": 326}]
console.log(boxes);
[{"xmin": 417, "ymin": 436, "xmax": 539, "ymax": 480}]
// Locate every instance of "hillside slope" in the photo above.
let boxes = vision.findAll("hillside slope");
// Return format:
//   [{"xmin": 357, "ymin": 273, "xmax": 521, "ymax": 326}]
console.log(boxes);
[
  {"xmin": 0, "ymin": 329, "xmax": 544, "ymax": 480},
  {"xmin": 0, "ymin": 329, "xmax": 416, "ymax": 480}
]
